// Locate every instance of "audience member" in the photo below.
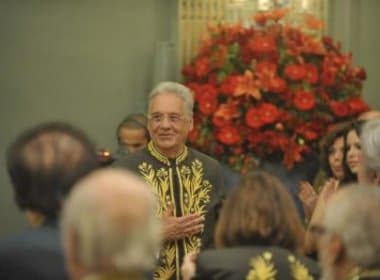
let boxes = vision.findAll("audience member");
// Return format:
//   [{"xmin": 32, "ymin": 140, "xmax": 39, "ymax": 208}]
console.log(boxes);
[
  {"xmin": 316, "ymin": 185, "xmax": 380, "ymax": 280},
  {"xmin": 0, "ymin": 122, "xmax": 98, "ymax": 280},
  {"xmin": 343, "ymin": 120, "xmax": 366, "ymax": 184},
  {"xmin": 357, "ymin": 119, "xmax": 380, "ymax": 185},
  {"xmin": 115, "ymin": 81, "xmax": 225, "ymax": 280},
  {"xmin": 115, "ymin": 113, "xmax": 149, "ymax": 158},
  {"xmin": 298, "ymin": 122, "xmax": 349, "ymax": 221},
  {"xmin": 182, "ymin": 170, "xmax": 320, "ymax": 280},
  {"xmin": 61, "ymin": 168, "xmax": 160, "ymax": 280}
]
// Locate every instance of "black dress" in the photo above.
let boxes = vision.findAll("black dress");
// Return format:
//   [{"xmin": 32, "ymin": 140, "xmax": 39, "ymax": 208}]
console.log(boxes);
[{"xmin": 194, "ymin": 246, "xmax": 320, "ymax": 280}]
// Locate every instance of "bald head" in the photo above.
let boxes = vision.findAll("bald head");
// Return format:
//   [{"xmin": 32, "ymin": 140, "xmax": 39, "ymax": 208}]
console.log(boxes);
[
  {"xmin": 323, "ymin": 185, "xmax": 380, "ymax": 268},
  {"xmin": 62, "ymin": 168, "xmax": 160, "ymax": 277}
]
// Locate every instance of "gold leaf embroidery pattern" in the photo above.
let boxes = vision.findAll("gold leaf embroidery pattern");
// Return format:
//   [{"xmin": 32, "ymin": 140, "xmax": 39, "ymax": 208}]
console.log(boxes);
[
  {"xmin": 246, "ymin": 252, "xmax": 277, "ymax": 280},
  {"xmin": 139, "ymin": 162, "xmax": 171, "ymax": 215},
  {"xmin": 179, "ymin": 160, "xmax": 212, "ymax": 254},
  {"xmin": 154, "ymin": 243, "xmax": 176, "ymax": 280},
  {"xmin": 288, "ymin": 255, "xmax": 314, "ymax": 280},
  {"xmin": 138, "ymin": 162, "xmax": 175, "ymax": 280},
  {"xmin": 180, "ymin": 160, "xmax": 212, "ymax": 215}
]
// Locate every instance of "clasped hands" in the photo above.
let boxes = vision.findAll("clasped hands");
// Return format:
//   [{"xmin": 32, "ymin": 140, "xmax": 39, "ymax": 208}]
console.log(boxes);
[{"xmin": 161, "ymin": 204, "xmax": 205, "ymax": 241}]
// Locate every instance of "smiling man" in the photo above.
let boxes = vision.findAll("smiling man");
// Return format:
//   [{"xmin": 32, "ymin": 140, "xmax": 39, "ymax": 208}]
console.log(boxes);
[{"xmin": 115, "ymin": 81, "xmax": 225, "ymax": 280}]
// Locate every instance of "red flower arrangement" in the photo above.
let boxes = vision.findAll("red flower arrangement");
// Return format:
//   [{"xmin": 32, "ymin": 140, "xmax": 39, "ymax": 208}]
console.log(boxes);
[{"xmin": 183, "ymin": 9, "xmax": 369, "ymax": 173}]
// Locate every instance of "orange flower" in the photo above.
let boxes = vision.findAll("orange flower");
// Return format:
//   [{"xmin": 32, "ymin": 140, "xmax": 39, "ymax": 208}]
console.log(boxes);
[
  {"xmin": 234, "ymin": 70, "xmax": 261, "ymax": 100},
  {"xmin": 304, "ymin": 14, "xmax": 324, "ymax": 30}
]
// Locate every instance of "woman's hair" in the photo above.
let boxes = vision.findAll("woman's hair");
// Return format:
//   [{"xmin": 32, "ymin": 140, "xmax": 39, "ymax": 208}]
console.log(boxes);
[
  {"xmin": 214, "ymin": 170, "xmax": 305, "ymax": 251},
  {"xmin": 343, "ymin": 120, "xmax": 366, "ymax": 184},
  {"xmin": 319, "ymin": 122, "xmax": 350, "ymax": 178}
]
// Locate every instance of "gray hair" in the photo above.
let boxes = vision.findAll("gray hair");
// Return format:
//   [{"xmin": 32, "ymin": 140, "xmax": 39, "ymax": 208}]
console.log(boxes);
[
  {"xmin": 323, "ymin": 185, "xmax": 380, "ymax": 268},
  {"xmin": 361, "ymin": 119, "xmax": 380, "ymax": 173},
  {"xmin": 148, "ymin": 81, "xmax": 194, "ymax": 117},
  {"xmin": 61, "ymin": 169, "xmax": 160, "ymax": 274}
]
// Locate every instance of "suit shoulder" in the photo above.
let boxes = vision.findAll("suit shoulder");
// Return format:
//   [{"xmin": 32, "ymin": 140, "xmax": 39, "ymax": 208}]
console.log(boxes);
[
  {"xmin": 188, "ymin": 148, "xmax": 221, "ymax": 167},
  {"xmin": 113, "ymin": 149, "xmax": 148, "ymax": 170}
]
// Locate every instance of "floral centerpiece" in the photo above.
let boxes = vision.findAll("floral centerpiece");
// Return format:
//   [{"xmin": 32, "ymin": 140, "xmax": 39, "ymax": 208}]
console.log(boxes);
[{"xmin": 183, "ymin": 8, "xmax": 369, "ymax": 173}]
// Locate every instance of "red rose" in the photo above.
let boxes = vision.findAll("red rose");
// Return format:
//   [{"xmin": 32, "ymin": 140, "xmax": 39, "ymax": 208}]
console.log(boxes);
[
  {"xmin": 330, "ymin": 101, "xmax": 349, "ymax": 117},
  {"xmin": 321, "ymin": 69, "xmax": 336, "ymax": 86},
  {"xmin": 348, "ymin": 97, "xmax": 369, "ymax": 114},
  {"xmin": 284, "ymin": 64, "xmax": 306, "ymax": 80},
  {"xmin": 195, "ymin": 57, "xmax": 210, "ymax": 77},
  {"xmin": 216, "ymin": 126, "xmax": 241, "ymax": 145},
  {"xmin": 245, "ymin": 108, "xmax": 264, "ymax": 128},
  {"xmin": 220, "ymin": 75, "xmax": 239, "ymax": 95},
  {"xmin": 293, "ymin": 90, "xmax": 315, "ymax": 111},
  {"xmin": 269, "ymin": 77, "xmax": 287, "ymax": 93},
  {"xmin": 305, "ymin": 64, "xmax": 319, "ymax": 84},
  {"xmin": 198, "ymin": 97, "xmax": 218, "ymax": 116},
  {"xmin": 212, "ymin": 115, "xmax": 229, "ymax": 127},
  {"xmin": 258, "ymin": 103, "xmax": 280, "ymax": 124},
  {"xmin": 256, "ymin": 61, "xmax": 277, "ymax": 75},
  {"xmin": 249, "ymin": 35, "xmax": 276, "ymax": 53}
]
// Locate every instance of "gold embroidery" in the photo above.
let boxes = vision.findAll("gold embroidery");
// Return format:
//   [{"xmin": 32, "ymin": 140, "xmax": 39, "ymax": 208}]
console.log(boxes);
[
  {"xmin": 179, "ymin": 160, "xmax": 212, "ymax": 254},
  {"xmin": 138, "ymin": 162, "xmax": 175, "ymax": 279},
  {"xmin": 246, "ymin": 251, "xmax": 277, "ymax": 280},
  {"xmin": 288, "ymin": 255, "xmax": 314, "ymax": 280},
  {"xmin": 154, "ymin": 243, "xmax": 176, "ymax": 280},
  {"xmin": 147, "ymin": 141, "xmax": 188, "ymax": 166},
  {"xmin": 138, "ymin": 156, "xmax": 213, "ymax": 280},
  {"xmin": 349, "ymin": 267, "xmax": 380, "ymax": 280}
]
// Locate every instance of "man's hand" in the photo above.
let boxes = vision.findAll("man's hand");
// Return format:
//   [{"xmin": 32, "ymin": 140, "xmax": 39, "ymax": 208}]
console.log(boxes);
[
  {"xmin": 298, "ymin": 181, "xmax": 318, "ymax": 220},
  {"xmin": 181, "ymin": 251, "xmax": 197, "ymax": 280},
  {"xmin": 161, "ymin": 205, "xmax": 205, "ymax": 240}
]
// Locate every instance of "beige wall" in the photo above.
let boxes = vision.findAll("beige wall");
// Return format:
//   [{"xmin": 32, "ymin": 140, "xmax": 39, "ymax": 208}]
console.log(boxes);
[
  {"xmin": 0, "ymin": 0, "xmax": 176, "ymax": 237},
  {"xmin": 328, "ymin": 0, "xmax": 380, "ymax": 109}
]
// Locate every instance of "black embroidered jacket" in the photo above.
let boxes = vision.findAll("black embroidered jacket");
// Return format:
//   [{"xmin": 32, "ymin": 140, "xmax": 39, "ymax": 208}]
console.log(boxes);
[{"xmin": 115, "ymin": 141, "xmax": 225, "ymax": 280}]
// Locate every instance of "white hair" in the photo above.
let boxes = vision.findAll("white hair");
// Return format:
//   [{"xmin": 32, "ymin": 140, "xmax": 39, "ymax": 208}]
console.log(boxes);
[
  {"xmin": 323, "ymin": 185, "xmax": 380, "ymax": 268},
  {"xmin": 148, "ymin": 81, "xmax": 194, "ymax": 117},
  {"xmin": 61, "ymin": 168, "xmax": 160, "ymax": 274},
  {"xmin": 361, "ymin": 119, "xmax": 380, "ymax": 173}
]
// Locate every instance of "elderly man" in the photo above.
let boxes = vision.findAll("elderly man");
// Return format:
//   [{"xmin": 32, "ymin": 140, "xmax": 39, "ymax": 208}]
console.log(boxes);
[
  {"xmin": 317, "ymin": 185, "xmax": 380, "ymax": 280},
  {"xmin": 0, "ymin": 122, "xmax": 99, "ymax": 280},
  {"xmin": 115, "ymin": 81, "xmax": 225, "ymax": 280},
  {"xmin": 358, "ymin": 119, "xmax": 380, "ymax": 185},
  {"xmin": 61, "ymin": 168, "xmax": 160, "ymax": 280}
]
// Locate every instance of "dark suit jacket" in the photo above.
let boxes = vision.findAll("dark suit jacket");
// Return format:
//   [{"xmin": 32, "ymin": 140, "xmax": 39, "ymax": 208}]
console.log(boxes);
[
  {"xmin": 194, "ymin": 246, "xmax": 320, "ymax": 280},
  {"xmin": 0, "ymin": 220, "xmax": 68, "ymax": 280}
]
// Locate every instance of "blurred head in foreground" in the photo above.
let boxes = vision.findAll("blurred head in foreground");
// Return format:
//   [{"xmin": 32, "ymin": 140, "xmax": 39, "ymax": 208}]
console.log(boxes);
[{"xmin": 62, "ymin": 168, "xmax": 160, "ymax": 280}]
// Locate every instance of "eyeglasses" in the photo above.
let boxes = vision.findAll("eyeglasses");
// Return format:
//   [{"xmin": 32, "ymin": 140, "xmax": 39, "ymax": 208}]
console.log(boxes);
[{"xmin": 149, "ymin": 113, "xmax": 186, "ymax": 125}]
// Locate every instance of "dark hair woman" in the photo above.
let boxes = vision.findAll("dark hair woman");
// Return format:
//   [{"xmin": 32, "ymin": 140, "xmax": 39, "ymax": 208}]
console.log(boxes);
[{"xmin": 182, "ymin": 170, "xmax": 319, "ymax": 280}]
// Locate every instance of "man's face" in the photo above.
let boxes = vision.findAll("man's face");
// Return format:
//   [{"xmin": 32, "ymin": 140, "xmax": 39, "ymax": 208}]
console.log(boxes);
[
  {"xmin": 118, "ymin": 127, "xmax": 148, "ymax": 153},
  {"xmin": 148, "ymin": 92, "xmax": 193, "ymax": 158}
]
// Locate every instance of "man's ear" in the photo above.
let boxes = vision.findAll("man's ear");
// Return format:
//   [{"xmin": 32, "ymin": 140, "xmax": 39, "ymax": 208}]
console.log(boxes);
[{"xmin": 189, "ymin": 117, "xmax": 194, "ymax": 131}]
